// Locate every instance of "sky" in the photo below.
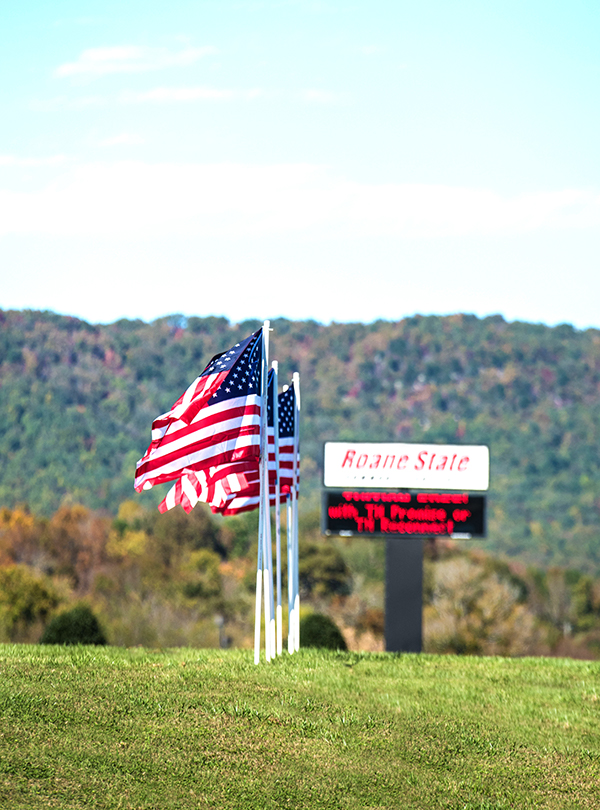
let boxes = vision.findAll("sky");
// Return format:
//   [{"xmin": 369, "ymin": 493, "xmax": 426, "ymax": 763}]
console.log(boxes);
[{"xmin": 1, "ymin": 0, "xmax": 599, "ymax": 329}]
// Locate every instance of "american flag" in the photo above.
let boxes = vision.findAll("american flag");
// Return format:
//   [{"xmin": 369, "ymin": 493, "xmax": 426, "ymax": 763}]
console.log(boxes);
[
  {"xmin": 216, "ymin": 376, "xmax": 299, "ymax": 515},
  {"xmin": 277, "ymin": 382, "xmax": 298, "ymax": 495},
  {"xmin": 157, "ymin": 461, "xmax": 258, "ymax": 514},
  {"xmin": 212, "ymin": 369, "xmax": 275, "ymax": 515},
  {"xmin": 155, "ymin": 369, "xmax": 273, "ymax": 515},
  {"xmin": 134, "ymin": 329, "xmax": 263, "ymax": 494}
]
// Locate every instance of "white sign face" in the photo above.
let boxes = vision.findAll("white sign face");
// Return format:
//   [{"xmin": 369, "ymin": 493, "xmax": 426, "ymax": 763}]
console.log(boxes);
[{"xmin": 324, "ymin": 442, "xmax": 489, "ymax": 491}]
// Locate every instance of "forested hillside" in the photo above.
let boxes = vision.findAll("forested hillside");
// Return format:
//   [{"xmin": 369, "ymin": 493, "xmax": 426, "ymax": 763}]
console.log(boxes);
[{"xmin": 1, "ymin": 308, "xmax": 600, "ymax": 573}]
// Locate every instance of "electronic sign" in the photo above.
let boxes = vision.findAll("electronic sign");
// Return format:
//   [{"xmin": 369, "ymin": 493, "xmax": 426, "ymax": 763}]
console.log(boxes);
[{"xmin": 323, "ymin": 490, "xmax": 486, "ymax": 539}]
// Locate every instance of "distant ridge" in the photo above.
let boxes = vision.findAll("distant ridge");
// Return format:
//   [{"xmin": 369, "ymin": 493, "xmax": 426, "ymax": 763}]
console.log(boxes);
[{"xmin": 1, "ymin": 308, "xmax": 599, "ymax": 572}]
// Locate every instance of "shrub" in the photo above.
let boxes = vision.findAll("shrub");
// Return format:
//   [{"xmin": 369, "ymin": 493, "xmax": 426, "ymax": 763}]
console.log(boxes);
[
  {"xmin": 181, "ymin": 549, "xmax": 223, "ymax": 601},
  {"xmin": 0, "ymin": 564, "xmax": 61, "ymax": 642},
  {"xmin": 423, "ymin": 557, "xmax": 541, "ymax": 656},
  {"xmin": 298, "ymin": 543, "xmax": 352, "ymax": 598},
  {"xmin": 300, "ymin": 613, "xmax": 347, "ymax": 650},
  {"xmin": 40, "ymin": 604, "xmax": 107, "ymax": 645}
]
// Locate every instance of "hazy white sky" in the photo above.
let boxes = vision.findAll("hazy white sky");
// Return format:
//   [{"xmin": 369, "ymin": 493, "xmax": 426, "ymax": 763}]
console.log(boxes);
[{"xmin": 1, "ymin": 0, "xmax": 599, "ymax": 328}]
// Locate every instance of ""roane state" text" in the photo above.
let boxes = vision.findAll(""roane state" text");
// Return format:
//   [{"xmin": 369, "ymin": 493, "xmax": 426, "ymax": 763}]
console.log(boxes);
[{"xmin": 341, "ymin": 449, "xmax": 470, "ymax": 473}]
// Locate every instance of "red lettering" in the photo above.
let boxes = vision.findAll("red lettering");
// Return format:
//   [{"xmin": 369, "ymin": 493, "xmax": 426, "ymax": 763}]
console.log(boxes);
[
  {"xmin": 356, "ymin": 517, "xmax": 375, "ymax": 533},
  {"xmin": 458, "ymin": 456, "xmax": 469, "ymax": 471},
  {"xmin": 415, "ymin": 451, "xmax": 427, "ymax": 471},
  {"xmin": 356, "ymin": 454, "xmax": 368, "ymax": 469},
  {"xmin": 370, "ymin": 454, "xmax": 381, "ymax": 469},
  {"xmin": 329, "ymin": 504, "xmax": 360, "ymax": 520},
  {"xmin": 428, "ymin": 453, "xmax": 436, "ymax": 470},
  {"xmin": 449, "ymin": 454, "xmax": 457, "ymax": 470},
  {"xmin": 383, "ymin": 455, "xmax": 395, "ymax": 469},
  {"xmin": 342, "ymin": 450, "xmax": 356, "ymax": 468},
  {"xmin": 416, "ymin": 492, "xmax": 469, "ymax": 504},
  {"xmin": 436, "ymin": 456, "xmax": 448, "ymax": 470},
  {"xmin": 397, "ymin": 455, "xmax": 409, "ymax": 470}
]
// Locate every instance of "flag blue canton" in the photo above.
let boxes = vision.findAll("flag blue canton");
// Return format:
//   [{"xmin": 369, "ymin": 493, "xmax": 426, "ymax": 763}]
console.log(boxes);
[
  {"xmin": 202, "ymin": 330, "xmax": 260, "ymax": 378},
  {"xmin": 278, "ymin": 386, "xmax": 295, "ymax": 438},
  {"xmin": 210, "ymin": 330, "xmax": 263, "ymax": 404}
]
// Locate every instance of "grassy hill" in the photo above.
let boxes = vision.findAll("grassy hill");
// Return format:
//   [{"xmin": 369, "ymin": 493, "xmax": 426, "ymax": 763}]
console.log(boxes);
[{"xmin": 1, "ymin": 645, "xmax": 599, "ymax": 809}]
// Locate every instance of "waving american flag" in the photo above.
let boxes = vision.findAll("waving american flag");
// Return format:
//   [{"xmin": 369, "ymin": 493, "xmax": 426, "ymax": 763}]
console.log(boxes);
[
  {"xmin": 216, "ymin": 375, "xmax": 299, "ymax": 515},
  {"xmin": 134, "ymin": 329, "xmax": 263, "ymax": 494}
]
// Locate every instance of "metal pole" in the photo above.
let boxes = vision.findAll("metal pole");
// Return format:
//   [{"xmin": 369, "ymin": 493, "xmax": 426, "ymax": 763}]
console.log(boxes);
[
  {"xmin": 292, "ymin": 372, "xmax": 301, "ymax": 651},
  {"xmin": 272, "ymin": 361, "xmax": 283, "ymax": 655},
  {"xmin": 254, "ymin": 321, "xmax": 270, "ymax": 664}
]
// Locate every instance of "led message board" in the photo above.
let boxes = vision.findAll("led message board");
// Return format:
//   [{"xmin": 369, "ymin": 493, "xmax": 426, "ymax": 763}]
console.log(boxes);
[{"xmin": 323, "ymin": 490, "xmax": 486, "ymax": 539}]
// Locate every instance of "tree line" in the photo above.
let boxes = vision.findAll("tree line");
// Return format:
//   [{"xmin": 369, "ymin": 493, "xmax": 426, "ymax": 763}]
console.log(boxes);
[
  {"xmin": 1, "ymin": 309, "xmax": 600, "ymax": 573},
  {"xmin": 1, "ymin": 500, "xmax": 600, "ymax": 658}
]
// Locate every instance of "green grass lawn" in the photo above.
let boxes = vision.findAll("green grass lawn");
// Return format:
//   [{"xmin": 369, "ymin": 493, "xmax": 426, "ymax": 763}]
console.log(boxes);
[{"xmin": 1, "ymin": 645, "xmax": 599, "ymax": 809}]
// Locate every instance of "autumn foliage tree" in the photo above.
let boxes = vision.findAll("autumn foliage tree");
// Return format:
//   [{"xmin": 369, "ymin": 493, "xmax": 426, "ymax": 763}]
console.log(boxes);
[{"xmin": 424, "ymin": 556, "xmax": 542, "ymax": 656}]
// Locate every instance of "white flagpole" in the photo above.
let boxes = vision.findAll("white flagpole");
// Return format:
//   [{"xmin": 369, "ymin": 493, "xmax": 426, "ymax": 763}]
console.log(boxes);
[
  {"xmin": 272, "ymin": 361, "xmax": 283, "ymax": 656},
  {"xmin": 254, "ymin": 320, "xmax": 270, "ymax": 664},
  {"xmin": 265, "ymin": 366, "xmax": 277, "ymax": 658},
  {"xmin": 264, "ymin": 447, "xmax": 276, "ymax": 661},
  {"xmin": 262, "ymin": 323, "xmax": 273, "ymax": 661},
  {"xmin": 263, "ymin": 493, "xmax": 273, "ymax": 661},
  {"xmin": 287, "ymin": 492, "xmax": 294, "ymax": 654},
  {"xmin": 292, "ymin": 494, "xmax": 299, "ymax": 651},
  {"xmin": 254, "ymin": 514, "xmax": 263, "ymax": 665},
  {"xmin": 292, "ymin": 371, "xmax": 301, "ymax": 651}
]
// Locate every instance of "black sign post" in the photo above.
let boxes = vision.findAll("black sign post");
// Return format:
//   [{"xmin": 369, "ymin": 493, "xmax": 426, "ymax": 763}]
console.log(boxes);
[
  {"xmin": 322, "ymin": 489, "xmax": 486, "ymax": 652},
  {"xmin": 385, "ymin": 537, "xmax": 424, "ymax": 653}
]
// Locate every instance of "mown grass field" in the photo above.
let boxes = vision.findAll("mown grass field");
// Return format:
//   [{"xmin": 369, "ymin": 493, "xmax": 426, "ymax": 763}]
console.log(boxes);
[{"xmin": 1, "ymin": 645, "xmax": 599, "ymax": 809}]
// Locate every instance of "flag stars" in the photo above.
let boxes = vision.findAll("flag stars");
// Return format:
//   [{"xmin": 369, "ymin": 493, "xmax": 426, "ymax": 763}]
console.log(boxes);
[{"xmin": 207, "ymin": 330, "xmax": 263, "ymax": 406}]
